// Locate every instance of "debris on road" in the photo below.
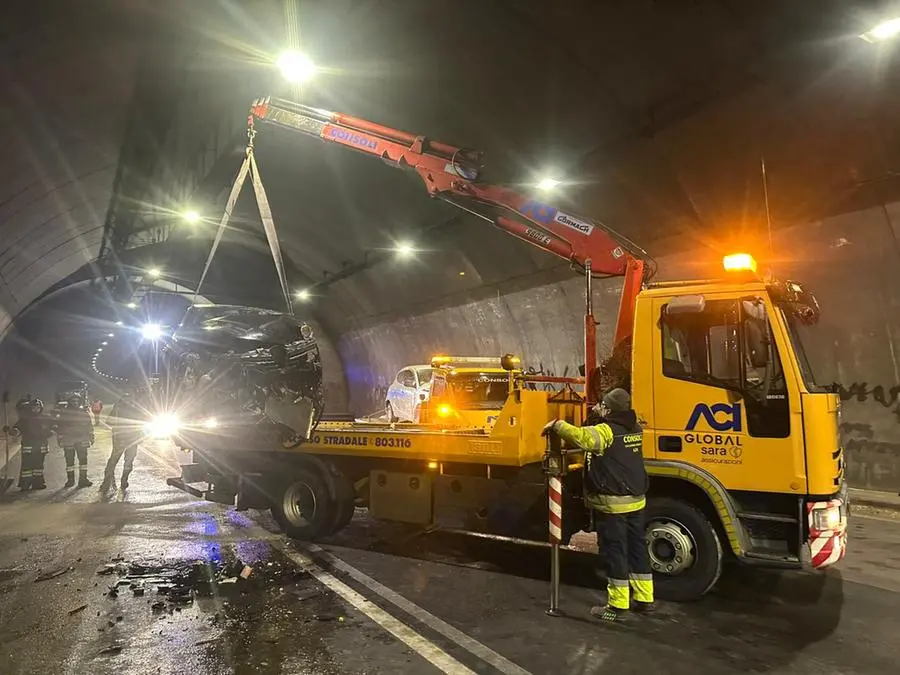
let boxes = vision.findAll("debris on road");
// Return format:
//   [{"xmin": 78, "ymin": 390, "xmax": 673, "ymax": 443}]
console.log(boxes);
[
  {"xmin": 98, "ymin": 644, "xmax": 123, "ymax": 656},
  {"xmin": 34, "ymin": 565, "xmax": 73, "ymax": 582},
  {"xmin": 68, "ymin": 604, "xmax": 88, "ymax": 616},
  {"xmin": 240, "ymin": 565, "xmax": 253, "ymax": 579}
]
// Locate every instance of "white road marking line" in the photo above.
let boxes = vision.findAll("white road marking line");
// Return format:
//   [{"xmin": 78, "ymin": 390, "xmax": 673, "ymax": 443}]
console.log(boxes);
[
  {"xmin": 306, "ymin": 543, "xmax": 533, "ymax": 675},
  {"xmin": 280, "ymin": 547, "xmax": 477, "ymax": 675}
]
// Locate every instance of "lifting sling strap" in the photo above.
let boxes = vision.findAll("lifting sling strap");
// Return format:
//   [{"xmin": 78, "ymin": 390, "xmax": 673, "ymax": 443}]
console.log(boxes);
[{"xmin": 193, "ymin": 127, "xmax": 294, "ymax": 316}]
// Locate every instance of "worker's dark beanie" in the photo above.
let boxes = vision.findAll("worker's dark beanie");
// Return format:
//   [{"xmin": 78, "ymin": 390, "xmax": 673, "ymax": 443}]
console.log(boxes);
[{"xmin": 603, "ymin": 388, "xmax": 631, "ymax": 412}]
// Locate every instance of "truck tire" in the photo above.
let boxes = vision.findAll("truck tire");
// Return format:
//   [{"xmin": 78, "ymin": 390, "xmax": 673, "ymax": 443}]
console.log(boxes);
[
  {"xmin": 325, "ymin": 471, "xmax": 357, "ymax": 536},
  {"xmin": 271, "ymin": 469, "xmax": 334, "ymax": 540},
  {"xmin": 643, "ymin": 497, "xmax": 723, "ymax": 602}
]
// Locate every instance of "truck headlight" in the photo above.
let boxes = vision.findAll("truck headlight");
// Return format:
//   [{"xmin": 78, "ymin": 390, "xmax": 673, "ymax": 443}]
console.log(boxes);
[
  {"xmin": 201, "ymin": 416, "xmax": 218, "ymax": 429},
  {"xmin": 144, "ymin": 413, "xmax": 181, "ymax": 439},
  {"xmin": 812, "ymin": 505, "xmax": 842, "ymax": 532}
]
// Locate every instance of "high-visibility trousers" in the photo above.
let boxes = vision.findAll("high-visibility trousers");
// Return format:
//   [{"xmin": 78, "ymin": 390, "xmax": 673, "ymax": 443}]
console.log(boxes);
[{"xmin": 595, "ymin": 508, "xmax": 654, "ymax": 609}]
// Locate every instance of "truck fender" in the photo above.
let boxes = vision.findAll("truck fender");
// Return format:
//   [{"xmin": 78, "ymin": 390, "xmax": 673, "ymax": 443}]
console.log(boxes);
[
  {"xmin": 290, "ymin": 454, "xmax": 354, "ymax": 505},
  {"xmin": 645, "ymin": 460, "xmax": 749, "ymax": 558}
]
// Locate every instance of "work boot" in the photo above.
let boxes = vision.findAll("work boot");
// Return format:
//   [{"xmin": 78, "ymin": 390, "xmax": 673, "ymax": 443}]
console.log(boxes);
[
  {"xmin": 120, "ymin": 470, "xmax": 131, "ymax": 490},
  {"xmin": 32, "ymin": 481, "xmax": 47, "ymax": 490},
  {"xmin": 65, "ymin": 471, "xmax": 76, "ymax": 488},
  {"xmin": 590, "ymin": 604, "xmax": 628, "ymax": 623},
  {"xmin": 77, "ymin": 470, "xmax": 93, "ymax": 488},
  {"xmin": 99, "ymin": 475, "xmax": 114, "ymax": 493},
  {"xmin": 631, "ymin": 601, "xmax": 656, "ymax": 614}
]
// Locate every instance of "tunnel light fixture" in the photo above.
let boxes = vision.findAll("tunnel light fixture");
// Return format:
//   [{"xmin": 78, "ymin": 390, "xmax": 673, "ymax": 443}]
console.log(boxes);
[
  {"xmin": 277, "ymin": 51, "xmax": 316, "ymax": 83},
  {"xmin": 126, "ymin": 302, "xmax": 137, "ymax": 309},
  {"xmin": 394, "ymin": 241, "xmax": 416, "ymax": 258},
  {"xmin": 101, "ymin": 341, "xmax": 108, "ymax": 346},
  {"xmin": 108, "ymin": 333, "xmax": 115, "ymax": 337},
  {"xmin": 458, "ymin": 271, "xmax": 466, "ymax": 276},
  {"xmin": 147, "ymin": 268, "xmax": 162, "ymax": 278},
  {"xmin": 182, "ymin": 209, "xmax": 201, "ymax": 224},
  {"xmin": 115, "ymin": 321, "xmax": 123, "ymax": 326},
  {"xmin": 295, "ymin": 289, "xmax": 311, "ymax": 302},
  {"xmin": 141, "ymin": 323, "xmax": 163, "ymax": 341},
  {"xmin": 860, "ymin": 17, "xmax": 900, "ymax": 42},
  {"xmin": 536, "ymin": 176, "xmax": 561, "ymax": 191}
]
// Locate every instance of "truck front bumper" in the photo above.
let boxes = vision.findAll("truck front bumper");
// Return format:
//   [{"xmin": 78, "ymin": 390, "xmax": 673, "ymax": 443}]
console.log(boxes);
[{"xmin": 806, "ymin": 481, "xmax": 849, "ymax": 569}]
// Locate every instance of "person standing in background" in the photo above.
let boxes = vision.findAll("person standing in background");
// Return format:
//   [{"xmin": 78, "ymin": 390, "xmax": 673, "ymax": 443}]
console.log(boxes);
[
  {"xmin": 56, "ymin": 395, "xmax": 94, "ymax": 487},
  {"xmin": 90, "ymin": 399, "xmax": 103, "ymax": 426}
]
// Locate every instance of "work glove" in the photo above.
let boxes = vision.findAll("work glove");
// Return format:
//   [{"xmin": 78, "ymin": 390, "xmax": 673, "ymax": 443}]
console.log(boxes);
[{"xmin": 541, "ymin": 419, "xmax": 559, "ymax": 437}]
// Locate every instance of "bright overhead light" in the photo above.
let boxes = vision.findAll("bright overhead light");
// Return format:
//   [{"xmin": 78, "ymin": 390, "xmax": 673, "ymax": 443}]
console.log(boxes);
[
  {"xmin": 97, "ymin": 348, "xmax": 103, "ymax": 353},
  {"xmin": 394, "ymin": 241, "xmax": 416, "ymax": 258},
  {"xmin": 126, "ymin": 302, "xmax": 137, "ymax": 309},
  {"xmin": 183, "ymin": 209, "xmax": 201, "ymax": 224},
  {"xmin": 536, "ymin": 176, "xmax": 561, "ymax": 191},
  {"xmin": 295, "ymin": 289, "xmax": 311, "ymax": 301},
  {"xmin": 101, "ymin": 341, "xmax": 108, "ymax": 346},
  {"xmin": 108, "ymin": 333, "xmax": 115, "ymax": 337},
  {"xmin": 861, "ymin": 17, "xmax": 900, "ymax": 42},
  {"xmin": 147, "ymin": 268, "xmax": 162, "ymax": 278},
  {"xmin": 277, "ymin": 51, "xmax": 316, "ymax": 83},
  {"xmin": 141, "ymin": 323, "xmax": 163, "ymax": 340},
  {"xmin": 115, "ymin": 321, "xmax": 123, "ymax": 326}
]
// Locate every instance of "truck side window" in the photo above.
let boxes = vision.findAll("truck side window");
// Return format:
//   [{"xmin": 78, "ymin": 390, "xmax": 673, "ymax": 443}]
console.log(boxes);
[
  {"xmin": 661, "ymin": 300, "xmax": 790, "ymax": 439},
  {"xmin": 661, "ymin": 300, "xmax": 741, "ymax": 387}
]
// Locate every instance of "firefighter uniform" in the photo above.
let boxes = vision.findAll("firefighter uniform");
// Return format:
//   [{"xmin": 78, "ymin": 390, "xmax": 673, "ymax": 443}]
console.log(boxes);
[
  {"xmin": 13, "ymin": 396, "xmax": 54, "ymax": 491},
  {"xmin": 101, "ymin": 392, "xmax": 145, "ymax": 491},
  {"xmin": 548, "ymin": 388, "xmax": 654, "ymax": 621},
  {"xmin": 56, "ymin": 397, "xmax": 95, "ymax": 487}
]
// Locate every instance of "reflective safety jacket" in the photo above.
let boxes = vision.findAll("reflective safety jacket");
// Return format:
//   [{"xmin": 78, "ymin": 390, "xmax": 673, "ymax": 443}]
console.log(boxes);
[
  {"xmin": 55, "ymin": 405, "xmax": 94, "ymax": 447},
  {"xmin": 14, "ymin": 414, "xmax": 55, "ymax": 450},
  {"xmin": 552, "ymin": 409, "xmax": 649, "ymax": 514}
]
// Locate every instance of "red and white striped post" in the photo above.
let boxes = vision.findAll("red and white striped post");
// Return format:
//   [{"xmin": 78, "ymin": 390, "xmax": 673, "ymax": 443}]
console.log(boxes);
[{"xmin": 545, "ymin": 432, "xmax": 565, "ymax": 617}]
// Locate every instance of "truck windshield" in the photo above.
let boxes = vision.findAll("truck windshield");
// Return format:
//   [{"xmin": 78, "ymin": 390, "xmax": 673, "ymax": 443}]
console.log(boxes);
[
  {"xmin": 448, "ymin": 372, "xmax": 509, "ymax": 409},
  {"xmin": 779, "ymin": 308, "xmax": 825, "ymax": 392}
]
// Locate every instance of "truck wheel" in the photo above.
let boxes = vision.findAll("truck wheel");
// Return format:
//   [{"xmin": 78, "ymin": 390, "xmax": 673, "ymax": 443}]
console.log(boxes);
[
  {"xmin": 325, "ymin": 471, "xmax": 356, "ymax": 536},
  {"xmin": 271, "ymin": 469, "xmax": 334, "ymax": 540},
  {"xmin": 643, "ymin": 497, "xmax": 723, "ymax": 602}
]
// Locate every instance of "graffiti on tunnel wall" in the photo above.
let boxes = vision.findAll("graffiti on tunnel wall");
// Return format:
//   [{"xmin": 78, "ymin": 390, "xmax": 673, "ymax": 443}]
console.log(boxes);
[{"xmin": 833, "ymin": 382, "xmax": 900, "ymax": 423}]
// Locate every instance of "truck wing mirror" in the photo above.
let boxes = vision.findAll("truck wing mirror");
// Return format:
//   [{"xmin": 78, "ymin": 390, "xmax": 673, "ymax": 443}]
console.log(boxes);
[{"xmin": 665, "ymin": 295, "xmax": 706, "ymax": 315}]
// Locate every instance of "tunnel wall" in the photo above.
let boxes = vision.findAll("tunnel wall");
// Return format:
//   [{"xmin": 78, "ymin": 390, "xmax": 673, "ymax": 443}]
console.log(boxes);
[{"xmin": 336, "ymin": 200, "xmax": 900, "ymax": 492}]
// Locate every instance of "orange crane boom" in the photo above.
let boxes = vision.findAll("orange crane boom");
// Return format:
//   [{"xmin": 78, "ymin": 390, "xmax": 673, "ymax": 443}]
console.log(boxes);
[{"xmin": 249, "ymin": 97, "xmax": 652, "ymax": 403}]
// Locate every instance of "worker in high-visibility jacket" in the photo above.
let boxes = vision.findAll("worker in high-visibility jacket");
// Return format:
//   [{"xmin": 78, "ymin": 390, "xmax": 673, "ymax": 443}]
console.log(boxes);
[{"xmin": 543, "ymin": 388, "xmax": 655, "ymax": 622}]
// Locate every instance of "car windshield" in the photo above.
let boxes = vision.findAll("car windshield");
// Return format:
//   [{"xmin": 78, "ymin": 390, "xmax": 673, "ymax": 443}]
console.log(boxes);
[
  {"xmin": 447, "ymin": 372, "xmax": 509, "ymax": 409},
  {"xmin": 416, "ymin": 368, "xmax": 433, "ymax": 385},
  {"xmin": 779, "ymin": 308, "xmax": 827, "ymax": 392}
]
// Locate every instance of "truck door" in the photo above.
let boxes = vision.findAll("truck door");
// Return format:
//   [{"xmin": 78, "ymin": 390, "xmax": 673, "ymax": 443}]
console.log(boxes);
[{"xmin": 652, "ymin": 294, "xmax": 804, "ymax": 494}]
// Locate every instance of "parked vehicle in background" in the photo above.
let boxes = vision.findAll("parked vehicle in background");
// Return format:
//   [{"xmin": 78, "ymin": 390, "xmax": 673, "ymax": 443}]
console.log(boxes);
[
  {"xmin": 56, "ymin": 380, "xmax": 88, "ymax": 408},
  {"xmin": 385, "ymin": 365, "xmax": 433, "ymax": 422}
]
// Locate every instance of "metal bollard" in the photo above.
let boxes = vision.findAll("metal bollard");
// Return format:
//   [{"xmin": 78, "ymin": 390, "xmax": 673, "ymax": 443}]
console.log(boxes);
[{"xmin": 544, "ymin": 431, "xmax": 566, "ymax": 617}]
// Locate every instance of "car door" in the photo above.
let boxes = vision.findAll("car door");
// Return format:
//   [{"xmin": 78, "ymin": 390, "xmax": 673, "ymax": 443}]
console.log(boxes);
[{"xmin": 395, "ymin": 369, "xmax": 417, "ymax": 420}]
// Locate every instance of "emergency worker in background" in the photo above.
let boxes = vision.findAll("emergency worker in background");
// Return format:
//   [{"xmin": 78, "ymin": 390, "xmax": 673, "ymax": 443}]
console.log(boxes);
[
  {"xmin": 9, "ymin": 395, "xmax": 55, "ymax": 491},
  {"xmin": 56, "ymin": 395, "xmax": 95, "ymax": 487},
  {"xmin": 100, "ymin": 388, "xmax": 147, "ymax": 492},
  {"xmin": 90, "ymin": 399, "xmax": 103, "ymax": 426},
  {"xmin": 543, "ymin": 388, "xmax": 654, "ymax": 622}
]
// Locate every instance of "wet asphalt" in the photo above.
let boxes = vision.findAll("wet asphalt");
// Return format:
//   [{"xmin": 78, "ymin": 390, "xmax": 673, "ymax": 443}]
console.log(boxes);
[{"xmin": 0, "ymin": 430, "xmax": 898, "ymax": 674}]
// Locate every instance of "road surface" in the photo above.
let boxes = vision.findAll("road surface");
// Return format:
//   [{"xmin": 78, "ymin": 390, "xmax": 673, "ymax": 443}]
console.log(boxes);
[{"xmin": 0, "ymin": 431, "xmax": 897, "ymax": 674}]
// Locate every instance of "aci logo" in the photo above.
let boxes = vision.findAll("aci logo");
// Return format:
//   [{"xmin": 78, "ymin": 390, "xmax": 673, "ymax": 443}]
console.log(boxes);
[{"xmin": 686, "ymin": 403, "xmax": 742, "ymax": 432}]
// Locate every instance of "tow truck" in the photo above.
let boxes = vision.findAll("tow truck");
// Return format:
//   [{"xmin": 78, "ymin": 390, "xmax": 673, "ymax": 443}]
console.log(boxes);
[
  {"xmin": 167, "ymin": 98, "xmax": 848, "ymax": 600},
  {"xmin": 417, "ymin": 355, "xmax": 519, "ymax": 429}
]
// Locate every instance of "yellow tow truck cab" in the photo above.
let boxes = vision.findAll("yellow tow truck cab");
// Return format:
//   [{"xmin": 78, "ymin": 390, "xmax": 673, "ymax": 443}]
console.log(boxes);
[
  {"xmin": 170, "ymin": 254, "xmax": 847, "ymax": 601},
  {"xmin": 418, "ymin": 355, "xmax": 517, "ymax": 429}
]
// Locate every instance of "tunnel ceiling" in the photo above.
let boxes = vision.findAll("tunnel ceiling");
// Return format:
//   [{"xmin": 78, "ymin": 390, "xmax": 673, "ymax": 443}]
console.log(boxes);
[{"xmin": 4, "ymin": 0, "xmax": 900, "ymax": 339}]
